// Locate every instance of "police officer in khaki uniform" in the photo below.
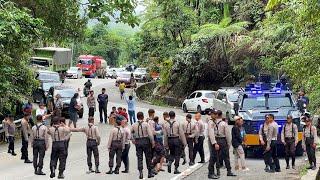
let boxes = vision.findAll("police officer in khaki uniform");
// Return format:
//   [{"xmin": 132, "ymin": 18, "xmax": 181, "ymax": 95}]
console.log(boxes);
[
  {"xmin": 72, "ymin": 117, "xmax": 101, "ymax": 173},
  {"xmin": 4, "ymin": 114, "xmax": 16, "ymax": 156},
  {"xmin": 163, "ymin": 111, "xmax": 187, "ymax": 174},
  {"xmin": 182, "ymin": 114, "xmax": 197, "ymax": 166},
  {"xmin": 131, "ymin": 112, "xmax": 155, "ymax": 179},
  {"xmin": 107, "ymin": 115, "xmax": 125, "ymax": 175},
  {"xmin": 302, "ymin": 116, "xmax": 317, "ymax": 170},
  {"xmin": 30, "ymin": 115, "xmax": 49, "ymax": 175},
  {"xmin": 281, "ymin": 115, "xmax": 298, "ymax": 169},
  {"xmin": 259, "ymin": 115, "xmax": 270, "ymax": 171},
  {"xmin": 213, "ymin": 110, "xmax": 236, "ymax": 177},
  {"xmin": 265, "ymin": 114, "xmax": 280, "ymax": 173},
  {"xmin": 208, "ymin": 110, "xmax": 218, "ymax": 179},
  {"xmin": 48, "ymin": 116, "xmax": 71, "ymax": 179},
  {"xmin": 21, "ymin": 114, "xmax": 32, "ymax": 163},
  {"xmin": 193, "ymin": 112, "xmax": 205, "ymax": 163}
]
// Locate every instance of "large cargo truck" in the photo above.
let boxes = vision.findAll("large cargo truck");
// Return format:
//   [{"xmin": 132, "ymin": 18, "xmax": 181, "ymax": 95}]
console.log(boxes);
[
  {"xmin": 30, "ymin": 47, "xmax": 72, "ymax": 73},
  {"xmin": 77, "ymin": 55, "xmax": 107, "ymax": 78}
]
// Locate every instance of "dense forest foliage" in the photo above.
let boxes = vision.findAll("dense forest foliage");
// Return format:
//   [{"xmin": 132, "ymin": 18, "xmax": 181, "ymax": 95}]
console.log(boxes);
[{"xmin": 1, "ymin": 0, "xmax": 320, "ymax": 113}]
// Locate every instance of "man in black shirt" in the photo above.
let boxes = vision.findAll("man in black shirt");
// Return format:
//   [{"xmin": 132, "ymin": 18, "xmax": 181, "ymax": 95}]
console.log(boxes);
[
  {"xmin": 97, "ymin": 88, "xmax": 108, "ymax": 123},
  {"xmin": 69, "ymin": 93, "xmax": 80, "ymax": 128}
]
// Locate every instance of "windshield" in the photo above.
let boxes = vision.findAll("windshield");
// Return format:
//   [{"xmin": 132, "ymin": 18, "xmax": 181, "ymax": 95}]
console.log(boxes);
[
  {"xmin": 43, "ymin": 82, "xmax": 60, "ymax": 92},
  {"xmin": 69, "ymin": 67, "xmax": 79, "ymax": 71},
  {"xmin": 242, "ymin": 94, "xmax": 293, "ymax": 109},
  {"xmin": 227, "ymin": 93, "xmax": 239, "ymax": 102},
  {"xmin": 118, "ymin": 73, "xmax": 131, "ymax": 78},
  {"xmin": 79, "ymin": 59, "xmax": 92, "ymax": 65},
  {"xmin": 268, "ymin": 96, "xmax": 292, "ymax": 108},
  {"xmin": 205, "ymin": 92, "xmax": 215, "ymax": 98},
  {"xmin": 55, "ymin": 89, "xmax": 75, "ymax": 98},
  {"xmin": 38, "ymin": 73, "xmax": 60, "ymax": 82},
  {"xmin": 242, "ymin": 96, "xmax": 266, "ymax": 109}
]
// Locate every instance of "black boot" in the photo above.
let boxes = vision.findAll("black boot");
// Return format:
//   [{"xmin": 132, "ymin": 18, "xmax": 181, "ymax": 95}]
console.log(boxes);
[
  {"xmin": 139, "ymin": 170, "xmax": 143, "ymax": 179},
  {"xmin": 208, "ymin": 169, "xmax": 219, "ymax": 179},
  {"xmin": 37, "ymin": 168, "xmax": 46, "ymax": 175},
  {"xmin": 11, "ymin": 152, "xmax": 17, "ymax": 156},
  {"xmin": 114, "ymin": 167, "xmax": 119, "ymax": 174},
  {"xmin": 227, "ymin": 171, "xmax": 236, "ymax": 176},
  {"xmin": 106, "ymin": 168, "xmax": 113, "ymax": 174},
  {"xmin": 182, "ymin": 158, "xmax": 186, "ymax": 165},
  {"xmin": 216, "ymin": 168, "xmax": 220, "ymax": 177},
  {"xmin": 50, "ymin": 167, "xmax": 55, "ymax": 178},
  {"xmin": 168, "ymin": 161, "xmax": 172, "ymax": 173},
  {"xmin": 95, "ymin": 166, "xmax": 101, "ymax": 173},
  {"xmin": 58, "ymin": 171, "xmax": 64, "ymax": 179},
  {"xmin": 148, "ymin": 170, "xmax": 154, "ymax": 178},
  {"xmin": 34, "ymin": 168, "xmax": 38, "ymax": 175},
  {"xmin": 174, "ymin": 167, "xmax": 181, "ymax": 174},
  {"xmin": 24, "ymin": 159, "xmax": 32, "ymax": 163},
  {"xmin": 121, "ymin": 168, "xmax": 129, "ymax": 173},
  {"xmin": 88, "ymin": 166, "xmax": 94, "ymax": 173}
]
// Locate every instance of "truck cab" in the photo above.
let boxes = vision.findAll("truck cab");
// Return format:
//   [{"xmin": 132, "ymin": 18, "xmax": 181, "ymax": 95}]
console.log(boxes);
[
  {"xmin": 77, "ymin": 55, "xmax": 106, "ymax": 78},
  {"xmin": 237, "ymin": 83, "xmax": 304, "ymax": 156}
]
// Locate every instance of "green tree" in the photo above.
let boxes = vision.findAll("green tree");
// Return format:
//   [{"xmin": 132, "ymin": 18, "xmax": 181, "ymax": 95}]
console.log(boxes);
[{"xmin": 0, "ymin": 1, "xmax": 44, "ymax": 114}]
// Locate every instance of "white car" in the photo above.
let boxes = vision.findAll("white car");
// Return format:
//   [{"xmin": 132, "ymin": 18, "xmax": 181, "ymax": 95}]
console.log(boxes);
[
  {"xmin": 182, "ymin": 90, "xmax": 216, "ymax": 113},
  {"xmin": 66, "ymin": 67, "xmax": 82, "ymax": 79},
  {"xmin": 212, "ymin": 88, "xmax": 240, "ymax": 124},
  {"xmin": 134, "ymin": 68, "xmax": 148, "ymax": 82}
]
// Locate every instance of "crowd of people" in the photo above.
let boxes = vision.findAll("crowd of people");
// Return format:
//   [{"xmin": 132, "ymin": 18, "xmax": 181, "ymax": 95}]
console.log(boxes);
[{"xmin": 1, "ymin": 87, "xmax": 318, "ymax": 180}]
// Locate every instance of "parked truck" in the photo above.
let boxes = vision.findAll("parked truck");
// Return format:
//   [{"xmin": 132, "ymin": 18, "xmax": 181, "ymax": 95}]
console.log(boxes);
[
  {"xmin": 30, "ymin": 47, "xmax": 72, "ymax": 73},
  {"xmin": 77, "ymin": 55, "xmax": 107, "ymax": 78}
]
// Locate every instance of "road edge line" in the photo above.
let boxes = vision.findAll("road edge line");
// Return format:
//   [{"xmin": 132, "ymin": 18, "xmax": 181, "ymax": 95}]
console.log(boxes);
[{"xmin": 170, "ymin": 153, "xmax": 210, "ymax": 180}]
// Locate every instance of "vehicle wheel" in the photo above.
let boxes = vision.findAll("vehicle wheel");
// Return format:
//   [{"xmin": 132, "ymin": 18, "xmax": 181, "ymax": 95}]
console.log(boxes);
[
  {"xmin": 183, "ymin": 104, "xmax": 188, "ymax": 113},
  {"xmin": 197, "ymin": 105, "xmax": 202, "ymax": 113}
]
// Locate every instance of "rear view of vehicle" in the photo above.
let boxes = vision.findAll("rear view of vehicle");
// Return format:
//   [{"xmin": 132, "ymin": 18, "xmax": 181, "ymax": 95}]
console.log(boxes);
[
  {"xmin": 212, "ymin": 88, "xmax": 240, "ymax": 124},
  {"xmin": 237, "ymin": 83, "xmax": 303, "ymax": 156},
  {"xmin": 182, "ymin": 90, "xmax": 216, "ymax": 114}
]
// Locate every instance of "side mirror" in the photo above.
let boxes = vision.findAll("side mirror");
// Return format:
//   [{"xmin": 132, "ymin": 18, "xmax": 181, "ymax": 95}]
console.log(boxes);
[{"xmin": 234, "ymin": 102, "xmax": 239, "ymax": 115}]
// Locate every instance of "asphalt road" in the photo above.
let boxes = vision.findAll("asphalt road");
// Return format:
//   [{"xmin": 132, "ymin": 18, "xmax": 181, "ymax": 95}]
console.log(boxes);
[{"xmin": 0, "ymin": 78, "xmax": 307, "ymax": 180}]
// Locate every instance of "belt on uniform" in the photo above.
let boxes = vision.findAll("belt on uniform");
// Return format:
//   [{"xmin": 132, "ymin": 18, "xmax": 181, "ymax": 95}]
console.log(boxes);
[
  {"xmin": 285, "ymin": 137, "xmax": 294, "ymax": 140},
  {"xmin": 52, "ymin": 140, "xmax": 65, "ymax": 143},
  {"xmin": 112, "ymin": 140, "xmax": 122, "ymax": 142},
  {"xmin": 87, "ymin": 139, "xmax": 97, "ymax": 141},
  {"xmin": 135, "ymin": 137, "xmax": 149, "ymax": 140},
  {"xmin": 34, "ymin": 139, "xmax": 45, "ymax": 141},
  {"xmin": 216, "ymin": 136, "xmax": 226, "ymax": 139},
  {"xmin": 271, "ymin": 138, "xmax": 277, "ymax": 140},
  {"xmin": 168, "ymin": 136, "xmax": 179, "ymax": 139},
  {"xmin": 185, "ymin": 133, "xmax": 191, "ymax": 135}
]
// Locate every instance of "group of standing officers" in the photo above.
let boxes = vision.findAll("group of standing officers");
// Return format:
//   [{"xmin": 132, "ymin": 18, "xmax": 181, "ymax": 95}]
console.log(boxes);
[{"xmin": 2, "ymin": 105, "xmax": 319, "ymax": 179}]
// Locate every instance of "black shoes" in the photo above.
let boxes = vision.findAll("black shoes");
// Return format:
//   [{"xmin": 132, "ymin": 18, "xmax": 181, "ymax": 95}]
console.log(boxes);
[
  {"xmin": 95, "ymin": 166, "xmax": 101, "ymax": 173},
  {"xmin": 227, "ymin": 172, "xmax": 236, "ymax": 176},
  {"xmin": 114, "ymin": 168, "xmax": 119, "ymax": 174},
  {"xmin": 106, "ymin": 169, "xmax": 113, "ymax": 174},
  {"xmin": 24, "ymin": 159, "xmax": 32, "ymax": 164},
  {"xmin": 148, "ymin": 171, "xmax": 154, "ymax": 178},
  {"xmin": 11, "ymin": 152, "xmax": 17, "ymax": 156},
  {"xmin": 168, "ymin": 162, "xmax": 172, "ymax": 173},
  {"xmin": 50, "ymin": 167, "xmax": 55, "ymax": 178},
  {"xmin": 189, "ymin": 162, "xmax": 195, "ymax": 166},
  {"xmin": 37, "ymin": 169, "xmax": 46, "ymax": 175},
  {"xmin": 121, "ymin": 169, "xmax": 129, "ymax": 173},
  {"xmin": 182, "ymin": 159, "xmax": 186, "ymax": 165},
  {"xmin": 198, "ymin": 160, "xmax": 205, "ymax": 163},
  {"xmin": 58, "ymin": 172, "xmax": 64, "ymax": 179},
  {"xmin": 174, "ymin": 168, "xmax": 181, "ymax": 174},
  {"xmin": 286, "ymin": 165, "xmax": 290, "ymax": 169},
  {"xmin": 139, "ymin": 171, "xmax": 143, "ymax": 179},
  {"xmin": 88, "ymin": 167, "xmax": 95, "ymax": 173},
  {"xmin": 208, "ymin": 174, "xmax": 219, "ymax": 179}
]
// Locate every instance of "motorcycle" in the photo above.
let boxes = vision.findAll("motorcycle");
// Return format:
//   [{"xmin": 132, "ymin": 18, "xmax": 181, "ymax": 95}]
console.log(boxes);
[{"xmin": 83, "ymin": 86, "xmax": 90, "ymax": 97}]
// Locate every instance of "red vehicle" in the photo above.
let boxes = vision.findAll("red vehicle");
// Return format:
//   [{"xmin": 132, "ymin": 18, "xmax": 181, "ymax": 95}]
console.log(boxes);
[{"xmin": 77, "ymin": 55, "xmax": 107, "ymax": 78}]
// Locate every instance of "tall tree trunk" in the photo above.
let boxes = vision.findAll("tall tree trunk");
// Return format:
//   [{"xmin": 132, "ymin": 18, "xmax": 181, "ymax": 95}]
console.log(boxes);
[{"xmin": 223, "ymin": 2, "xmax": 230, "ymax": 19}]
